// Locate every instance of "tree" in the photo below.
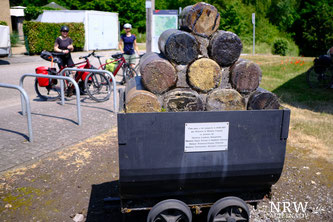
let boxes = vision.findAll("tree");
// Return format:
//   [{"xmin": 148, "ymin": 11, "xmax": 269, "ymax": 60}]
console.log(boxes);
[{"xmin": 293, "ymin": 0, "xmax": 333, "ymax": 56}]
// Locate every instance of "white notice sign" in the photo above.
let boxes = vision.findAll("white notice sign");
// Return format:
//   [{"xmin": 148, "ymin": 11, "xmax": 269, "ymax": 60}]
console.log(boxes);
[{"xmin": 184, "ymin": 122, "xmax": 229, "ymax": 152}]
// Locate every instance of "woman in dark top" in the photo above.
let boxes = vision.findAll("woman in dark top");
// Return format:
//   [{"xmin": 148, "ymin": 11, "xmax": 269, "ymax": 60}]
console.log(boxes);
[
  {"xmin": 54, "ymin": 25, "xmax": 74, "ymax": 68},
  {"xmin": 118, "ymin": 23, "xmax": 140, "ymax": 68}
]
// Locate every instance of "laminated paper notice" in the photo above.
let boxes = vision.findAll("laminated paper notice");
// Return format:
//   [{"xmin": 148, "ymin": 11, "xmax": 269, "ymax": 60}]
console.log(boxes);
[{"xmin": 184, "ymin": 122, "xmax": 229, "ymax": 152}]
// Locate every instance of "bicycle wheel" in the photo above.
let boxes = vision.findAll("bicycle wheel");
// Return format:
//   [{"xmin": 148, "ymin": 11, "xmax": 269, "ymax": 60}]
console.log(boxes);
[
  {"xmin": 122, "ymin": 66, "xmax": 137, "ymax": 84},
  {"xmin": 306, "ymin": 66, "xmax": 332, "ymax": 88},
  {"xmin": 34, "ymin": 78, "xmax": 61, "ymax": 101},
  {"xmin": 84, "ymin": 72, "xmax": 111, "ymax": 102}
]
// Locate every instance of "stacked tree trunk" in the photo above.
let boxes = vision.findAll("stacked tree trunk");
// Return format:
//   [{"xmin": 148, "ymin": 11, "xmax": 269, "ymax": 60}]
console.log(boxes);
[{"xmin": 124, "ymin": 2, "xmax": 280, "ymax": 113}]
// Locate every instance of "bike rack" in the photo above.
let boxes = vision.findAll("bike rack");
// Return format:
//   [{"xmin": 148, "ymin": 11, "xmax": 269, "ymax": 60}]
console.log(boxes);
[
  {"xmin": 0, "ymin": 83, "xmax": 33, "ymax": 142},
  {"xmin": 59, "ymin": 68, "xmax": 118, "ymax": 113},
  {"xmin": 19, "ymin": 74, "xmax": 81, "ymax": 126}
]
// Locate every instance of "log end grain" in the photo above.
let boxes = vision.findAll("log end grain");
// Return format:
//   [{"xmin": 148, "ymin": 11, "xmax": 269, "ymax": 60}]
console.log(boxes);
[
  {"xmin": 208, "ymin": 30, "xmax": 243, "ymax": 67},
  {"xmin": 247, "ymin": 88, "xmax": 280, "ymax": 110},
  {"xmin": 126, "ymin": 90, "xmax": 161, "ymax": 113},
  {"xmin": 159, "ymin": 29, "xmax": 199, "ymax": 65},
  {"xmin": 230, "ymin": 59, "xmax": 262, "ymax": 94},
  {"xmin": 140, "ymin": 53, "xmax": 177, "ymax": 94},
  {"xmin": 180, "ymin": 2, "xmax": 220, "ymax": 37},
  {"xmin": 188, "ymin": 58, "xmax": 222, "ymax": 92},
  {"xmin": 163, "ymin": 88, "xmax": 204, "ymax": 112},
  {"xmin": 206, "ymin": 88, "xmax": 246, "ymax": 111}
]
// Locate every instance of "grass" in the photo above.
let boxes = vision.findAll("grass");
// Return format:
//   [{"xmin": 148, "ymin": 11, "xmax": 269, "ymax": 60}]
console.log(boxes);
[{"xmin": 241, "ymin": 54, "xmax": 333, "ymax": 161}]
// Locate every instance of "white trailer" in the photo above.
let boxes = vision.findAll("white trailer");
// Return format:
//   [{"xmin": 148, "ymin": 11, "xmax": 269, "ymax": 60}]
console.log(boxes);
[
  {"xmin": 0, "ymin": 25, "xmax": 11, "ymax": 57},
  {"xmin": 36, "ymin": 10, "xmax": 119, "ymax": 51}
]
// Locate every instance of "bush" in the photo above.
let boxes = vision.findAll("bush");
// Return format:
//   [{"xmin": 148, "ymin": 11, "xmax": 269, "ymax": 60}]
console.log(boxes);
[
  {"xmin": 23, "ymin": 21, "xmax": 85, "ymax": 54},
  {"xmin": 10, "ymin": 31, "xmax": 20, "ymax": 46},
  {"xmin": 0, "ymin": 21, "xmax": 7, "ymax": 26},
  {"xmin": 272, "ymin": 39, "xmax": 289, "ymax": 56}
]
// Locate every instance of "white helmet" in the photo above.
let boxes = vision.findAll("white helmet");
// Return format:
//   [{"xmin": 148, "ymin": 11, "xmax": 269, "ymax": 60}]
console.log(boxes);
[{"xmin": 123, "ymin": 23, "xmax": 132, "ymax": 29}]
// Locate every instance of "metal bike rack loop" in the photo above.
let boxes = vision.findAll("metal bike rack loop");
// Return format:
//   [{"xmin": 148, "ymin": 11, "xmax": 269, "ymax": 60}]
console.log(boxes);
[
  {"xmin": 19, "ymin": 74, "xmax": 81, "ymax": 126},
  {"xmin": 0, "ymin": 83, "xmax": 33, "ymax": 142},
  {"xmin": 60, "ymin": 68, "xmax": 118, "ymax": 113}
]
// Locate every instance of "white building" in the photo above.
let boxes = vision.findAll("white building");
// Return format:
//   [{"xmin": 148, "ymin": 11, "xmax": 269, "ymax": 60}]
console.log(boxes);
[{"xmin": 36, "ymin": 10, "xmax": 119, "ymax": 51}]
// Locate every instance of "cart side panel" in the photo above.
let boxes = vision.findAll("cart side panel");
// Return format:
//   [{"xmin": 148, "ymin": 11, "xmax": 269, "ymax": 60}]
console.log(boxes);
[{"xmin": 117, "ymin": 109, "xmax": 290, "ymax": 199}]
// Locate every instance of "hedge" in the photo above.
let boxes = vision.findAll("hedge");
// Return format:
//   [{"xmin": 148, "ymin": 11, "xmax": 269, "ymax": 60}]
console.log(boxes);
[
  {"xmin": 0, "ymin": 21, "xmax": 8, "ymax": 26},
  {"xmin": 23, "ymin": 21, "xmax": 85, "ymax": 54}
]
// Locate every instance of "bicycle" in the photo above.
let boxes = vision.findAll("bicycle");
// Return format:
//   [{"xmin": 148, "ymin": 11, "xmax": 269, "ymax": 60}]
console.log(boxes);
[
  {"xmin": 95, "ymin": 53, "xmax": 140, "ymax": 85},
  {"xmin": 306, "ymin": 57, "xmax": 333, "ymax": 89},
  {"xmin": 35, "ymin": 50, "xmax": 112, "ymax": 102}
]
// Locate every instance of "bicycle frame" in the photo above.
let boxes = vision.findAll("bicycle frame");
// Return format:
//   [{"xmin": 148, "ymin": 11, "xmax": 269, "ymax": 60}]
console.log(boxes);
[{"xmin": 97, "ymin": 56, "xmax": 127, "ymax": 77}]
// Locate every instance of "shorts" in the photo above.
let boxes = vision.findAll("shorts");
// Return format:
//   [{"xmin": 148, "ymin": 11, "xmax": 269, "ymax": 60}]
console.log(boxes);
[{"xmin": 123, "ymin": 53, "xmax": 137, "ymax": 65}]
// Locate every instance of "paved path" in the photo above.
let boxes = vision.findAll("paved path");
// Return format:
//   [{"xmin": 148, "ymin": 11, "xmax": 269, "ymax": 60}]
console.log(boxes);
[{"xmin": 0, "ymin": 50, "xmax": 129, "ymax": 172}]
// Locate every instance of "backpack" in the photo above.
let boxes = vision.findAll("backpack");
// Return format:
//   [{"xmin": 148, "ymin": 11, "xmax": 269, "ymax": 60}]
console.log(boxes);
[{"xmin": 105, "ymin": 58, "xmax": 118, "ymax": 73}]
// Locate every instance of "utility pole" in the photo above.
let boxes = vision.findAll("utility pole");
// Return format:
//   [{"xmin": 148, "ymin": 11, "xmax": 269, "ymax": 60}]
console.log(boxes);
[
  {"xmin": 146, "ymin": 0, "xmax": 155, "ymax": 52},
  {"xmin": 252, "ymin": 13, "xmax": 255, "ymax": 55}
]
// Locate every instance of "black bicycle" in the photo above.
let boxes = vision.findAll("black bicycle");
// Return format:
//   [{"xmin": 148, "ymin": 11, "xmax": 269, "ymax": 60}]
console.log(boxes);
[{"xmin": 306, "ymin": 57, "xmax": 333, "ymax": 89}]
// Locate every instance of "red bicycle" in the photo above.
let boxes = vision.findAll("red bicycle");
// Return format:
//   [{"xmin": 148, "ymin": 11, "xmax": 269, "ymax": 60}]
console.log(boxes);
[
  {"xmin": 35, "ymin": 51, "xmax": 112, "ymax": 102},
  {"xmin": 95, "ymin": 53, "xmax": 139, "ymax": 85}
]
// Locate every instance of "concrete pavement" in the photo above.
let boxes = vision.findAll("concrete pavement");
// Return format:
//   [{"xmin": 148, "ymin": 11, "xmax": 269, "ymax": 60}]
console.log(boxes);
[{"xmin": 0, "ymin": 49, "xmax": 127, "ymax": 172}]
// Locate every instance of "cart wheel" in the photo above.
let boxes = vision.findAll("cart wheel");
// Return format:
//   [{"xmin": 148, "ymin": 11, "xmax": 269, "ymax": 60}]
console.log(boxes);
[
  {"xmin": 147, "ymin": 199, "xmax": 192, "ymax": 222},
  {"xmin": 207, "ymin": 196, "xmax": 249, "ymax": 222}
]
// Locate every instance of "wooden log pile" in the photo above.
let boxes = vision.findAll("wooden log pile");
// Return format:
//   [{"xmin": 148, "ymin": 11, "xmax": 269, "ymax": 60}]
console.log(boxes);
[{"xmin": 123, "ymin": 2, "xmax": 280, "ymax": 113}]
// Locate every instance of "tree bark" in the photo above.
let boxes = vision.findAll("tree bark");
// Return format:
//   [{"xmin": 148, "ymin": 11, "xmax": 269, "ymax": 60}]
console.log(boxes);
[
  {"xmin": 187, "ymin": 58, "xmax": 222, "ymax": 92},
  {"xmin": 247, "ymin": 88, "xmax": 280, "ymax": 110},
  {"xmin": 206, "ymin": 88, "xmax": 246, "ymax": 111},
  {"xmin": 208, "ymin": 30, "xmax": 243, "ymax": 67},
  {"xmin": 193, "ymin": 34, "xmax": 209, "ymax": 57},
  {"xmin": 139, "ymin": 52, "xmax": 177, "ymax": 94},
  {"xmin": 163, "ymin": 88, "xmax": 204, "ymax": 112},
  {"xmin": 125, "ymin": 76, "xmax": 161, "ymax": 113},
  {"xmin": 179, "ymin": 2, "xmax": 220, "ymax": 38},
  {"xmin": 158, "ymin": 29, "xmax": 199, "ymax": 65},
  {"xmin": 230, "ymin": 59, "xmax": 262, "ymax": 93}
]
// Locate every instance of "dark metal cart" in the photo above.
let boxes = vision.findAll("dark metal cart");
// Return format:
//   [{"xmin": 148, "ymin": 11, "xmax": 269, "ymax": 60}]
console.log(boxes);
[{"xmin": 117, "ymin": 109, "xmax": 290, "ymax": 222}]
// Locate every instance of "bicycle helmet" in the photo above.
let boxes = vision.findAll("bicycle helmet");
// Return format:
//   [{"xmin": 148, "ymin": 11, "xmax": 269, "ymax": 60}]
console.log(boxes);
[
  {"xmin": 60, "ymin": 25, "xmax": 69, "ymax": 32},
  {"xmin": 123, "ymin": 23, "xmax": 132, "ymax": 29}
]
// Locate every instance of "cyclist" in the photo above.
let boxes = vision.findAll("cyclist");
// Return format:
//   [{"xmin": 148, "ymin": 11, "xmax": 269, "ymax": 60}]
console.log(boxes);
[
  {"xmin": 118, "ymin": 23, "xmax": 140, "ymax": 69},
  {"xmin": 54, "ymin": 25, "xmax": 74, "ymax": 69}
]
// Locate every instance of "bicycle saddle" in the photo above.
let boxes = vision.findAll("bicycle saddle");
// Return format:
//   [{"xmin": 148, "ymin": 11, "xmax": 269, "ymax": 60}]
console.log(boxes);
[{"xmin": 111, "ymin": 53, "xmax": 123, "ymax": 59}]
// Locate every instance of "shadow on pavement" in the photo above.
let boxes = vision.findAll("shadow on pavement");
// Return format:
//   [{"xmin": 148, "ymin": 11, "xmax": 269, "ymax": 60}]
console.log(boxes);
[
  {"xmin": 273, "ymin": 70, "xmax": 333, "ymax": 114},
  {"xmin": 0, "ymin": 128, "xmax": 29, "ymax": 140},
  {"xmin": 0, "ymin": 60, "xmax": 10, "ymax": 65}
]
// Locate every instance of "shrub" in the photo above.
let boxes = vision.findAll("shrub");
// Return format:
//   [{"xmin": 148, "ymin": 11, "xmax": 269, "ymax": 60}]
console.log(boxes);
[
  {"xmin": 10, "ymin": 31, "xmax": 20, "ymax": 46},
  {"xmin": 23, "ymin": 21, "xmax": 85, "ymax": 54},
  {"xmin": 272, "ymin": 39, "xmax": 289, "ymax": 56},
  {"xmin": 0, "ymin": 21, "xmax": 7, "ymax": 26}
]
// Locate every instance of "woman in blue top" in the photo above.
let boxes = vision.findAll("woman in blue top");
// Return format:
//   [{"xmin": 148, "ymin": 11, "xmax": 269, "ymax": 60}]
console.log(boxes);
[{"xmin": 118, "ymin": 23, "xmax": 140, "ymax": 68}]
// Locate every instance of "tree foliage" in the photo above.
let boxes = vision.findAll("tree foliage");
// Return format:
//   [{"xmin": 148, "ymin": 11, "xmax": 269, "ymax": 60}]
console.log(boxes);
[{"xmin": 11, "ymin": 0, "xmax": 333, "ymax": 56}]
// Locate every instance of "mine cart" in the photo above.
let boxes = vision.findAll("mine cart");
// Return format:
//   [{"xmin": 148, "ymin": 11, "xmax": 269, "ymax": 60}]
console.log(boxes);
[{"xmin": 116, "ymin": 108, "xmax": 290, "ymax": 222}]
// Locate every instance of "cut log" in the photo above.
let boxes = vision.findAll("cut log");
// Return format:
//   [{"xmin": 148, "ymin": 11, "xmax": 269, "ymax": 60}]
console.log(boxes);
[
  {"xmin": 125, "ymin": 76, "xmax": 161, "ymax": 113},
  {"xmin": 175, "ymin": 65, "xmax": 190, "ymax": 88},
  {"xmin": 193, "ymin": 34, "xmax": 209, "ymax": 57},
  {"xmin": 230, "ymin": 59, "xmax": 262, "ymax": 93},
  {"xmin": 208, "ymin": 30, "xmax": 243, "ymax": 67},
  {"xmin": 163, "ymin": 88, "xmax": 204, "ymax": 112},
  {"xmin": 247, "ymin": 88, "xmax": 280, "ymax": 110},
  {"xmin": 206, "ymin": 88, "xmax": 246, "ymax": 111},
  {"xmin": 158, "ymin": 29, "xmax": 199, "ymax": 65},
  {"xmin": 187, "ymin": 58, "xmax": 222, "ymax": 92},
  {"xmin": 179, "ymin": 2, "xmax": 220, "ymax": 38},
  {"xmin": 139, "ymin": 53, "xmax": 177, "ymax": 94}
]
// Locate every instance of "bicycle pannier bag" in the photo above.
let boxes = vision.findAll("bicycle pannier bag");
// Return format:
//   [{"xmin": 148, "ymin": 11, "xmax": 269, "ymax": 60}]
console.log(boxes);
[
  {"xmin": 105, "ymin": 59, "xmax": 117, "ymax": 73},
  {"xmin": 36, "ymin": 66, "xmax": 50, "ymax": 87}
]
